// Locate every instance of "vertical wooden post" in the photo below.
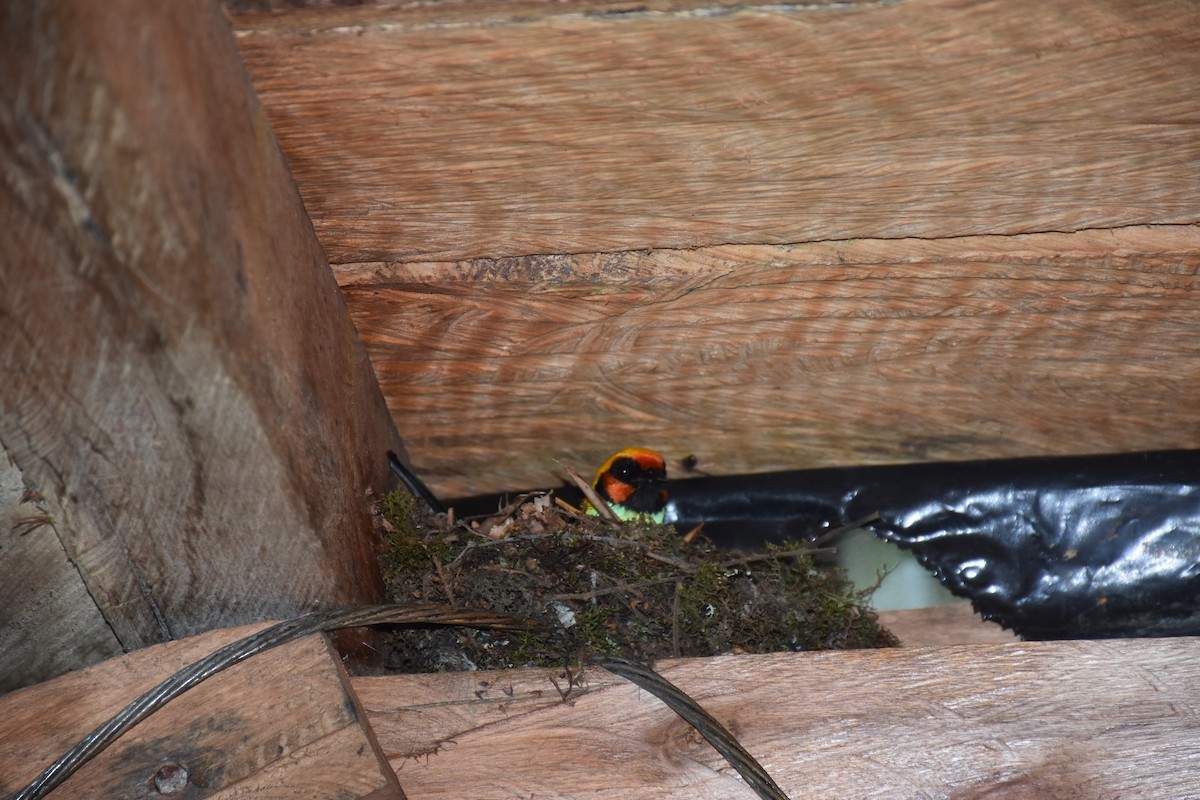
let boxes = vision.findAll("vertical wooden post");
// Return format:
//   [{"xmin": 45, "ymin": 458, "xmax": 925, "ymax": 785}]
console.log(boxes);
[{"xmin": 0, "ymin": 0, "xmax": 404, "ymax": 674}]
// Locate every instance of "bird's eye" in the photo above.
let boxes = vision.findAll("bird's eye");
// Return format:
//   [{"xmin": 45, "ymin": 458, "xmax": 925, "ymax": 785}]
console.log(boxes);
[{"xmin": 612, "ymin": 460, "xmax": 634, "ymax": 480}]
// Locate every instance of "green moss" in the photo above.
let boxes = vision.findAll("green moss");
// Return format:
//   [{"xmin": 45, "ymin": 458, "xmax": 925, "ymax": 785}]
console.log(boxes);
[
  {"xmin": 375, "ymin": 491, "xmax": 896, "ymax": 673},
  {"xmin": 573, "ymin": 604, "xmax": 621, "ymax": 656},
  {"xmin": 677, "ymin": 561, "xmax": 727, "ymax": 635},
  {"xmin": 380, "ymin": 486, "xmax": 417, "ymax": 529},
  {"xmin": 378, "ymin": 488, "xmax": 459, "ymax": 600}
]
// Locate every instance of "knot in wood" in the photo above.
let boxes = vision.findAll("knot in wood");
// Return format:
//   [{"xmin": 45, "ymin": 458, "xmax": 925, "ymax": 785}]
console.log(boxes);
[{"xmin": 152, "ymin": 763, "xmax": 189, "ymax": 795}]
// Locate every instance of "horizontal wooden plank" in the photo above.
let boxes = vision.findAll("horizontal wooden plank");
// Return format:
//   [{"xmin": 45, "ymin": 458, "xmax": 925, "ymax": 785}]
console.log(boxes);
[
  {"xmin": 355, "ymin": 637, "xmax": 1200, "ymax": 799},
  {"xmin": 344, "ymin": 225, "xmax": 1200, "ymax": 497},
  {"xmin": 231, "ymin": 0, "xmax": 1200, "ymax": 499},
  {"xmin": 233, "ymin": 0, "xmax": 1200, "ymax": 263},
  {"xmin": 225, "ymin": 0, "xmax": 883, "ymax": 26},
  {"xmin": 0, "ymin": 622, "xmax": 402, "ymax": 800}
]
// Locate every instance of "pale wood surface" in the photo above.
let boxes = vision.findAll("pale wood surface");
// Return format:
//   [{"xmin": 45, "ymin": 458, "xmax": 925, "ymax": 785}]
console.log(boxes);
[
  {"xmin": 0, "ymin": 623, "xmax": 403, "ymax": 800},
  {"xmin": 343, "ymin": 225, "xmax": 1200, "ymax": 496},
  {"xmin": 876, "ymin": 603, "xmax": 1018, "ymax": 646},
  {"xmin": 0, "ymin": 451, "xmax": 121, "ymax": 694},
  {"xmin": 0, "ymin": 0, "xmax": 404, "ymax": 681},
  {"xmin": 355, "ymin": 638, "xmax": 1200, "ymax": 799},
  {"xmin": 233, "ymin": 0, "xmax": 1200, "ymax": 263}
]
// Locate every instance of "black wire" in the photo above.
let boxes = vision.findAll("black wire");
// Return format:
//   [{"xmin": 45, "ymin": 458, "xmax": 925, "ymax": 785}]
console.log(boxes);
[
  {"xmin": 598, "ymin": 656, "xmax": 793, "ymax": 800},
  {"xmin": 12, "ymin": 605, "xmax": 794, "ymax": 800},
  {"xmin": 10, "ymin": 604, "xmax": 531, "ymax": 800},
  {"xmin": 387, "ymin": 450, "xmax": 448, "ymax": 514}
]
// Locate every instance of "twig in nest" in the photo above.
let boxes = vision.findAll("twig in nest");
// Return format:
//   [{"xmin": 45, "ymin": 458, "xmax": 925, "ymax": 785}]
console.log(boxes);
[
  {"xmin": 671, "ymin": 580, "xmax": 683, "ymax": 658},
  {"xmin": 554, "ymin": 496, "xmax": 586, "ymax": 518},
  {"xmin": 598, "ymin": 656, "xmax": 792, "ymax": 800},
  {"xmin": 456, "ymin": 492, "xmax": 538, "ymax": 523},
  {"xmin": 463, "ymin": 492, "xmax": 548, "ymax": 539},
  {"xmin": 575, "ymin": 533, "xmax": 698, "ymax": 573},
  {"xmin": 719, "ymin": 546, "xmax": 836, "ymax": 570},
  {"xmin": 450, "ymin": 528, "xmax": 701, "ymax": 575},
  {"xmin": 556, "ymin": 459, "xmax": 621, "ymax": 523},
  {"xmin": 550, "ymin": 577, "xmax": 677, "ymax": 603},
  {"xmin": 447, "ymin": 531, "xmax": 560, "ymax": 568},
  {"xmin": 431, "ymin": 552, "xmax": 457, "ymax": 605}
]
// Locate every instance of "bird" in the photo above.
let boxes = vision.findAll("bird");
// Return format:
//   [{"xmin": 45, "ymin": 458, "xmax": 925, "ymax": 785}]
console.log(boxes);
[{"xmin": 585, "ymin": 447, "xmax": 669, "ymax": 523}]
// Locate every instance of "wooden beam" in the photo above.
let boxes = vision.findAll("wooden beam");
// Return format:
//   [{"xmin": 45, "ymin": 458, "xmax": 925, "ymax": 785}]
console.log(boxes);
[
  {"xmin": 0, "ymin": 450, "xmax": 121, "ymax": 694},
  {"xmin": 355, "ymin": 637, "xmax": 1200, "ymax": 799},
  {"xmin": 229, "ymin": 0, "xmax": 1200, "ymax": 496},
  {"xmin": 342, "ymin": 225, "xmax": 1200, "ymax": 496},
  {"xmin": 0, "ymin": 622, "xmax": 403, "ymax": 800},
  {"xmin": 225, "ymin": 0, "xmax": 885, "ymax": 25},
  {"xmin": 232, "ymin": 0, "xmax": 1200, "ymax": 263},
  {"xmin": 0, "ymin": 0, "xmax": 405, "ymax": 669}
]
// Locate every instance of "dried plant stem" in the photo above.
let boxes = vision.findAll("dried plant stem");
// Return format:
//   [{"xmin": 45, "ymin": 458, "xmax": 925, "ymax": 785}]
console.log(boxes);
[
  {"xmin": 556, "ymin": 459, "xmax": 621, "ymax": 523},
  {"xmin": 719, "ymin": 546, "xmax": 835, "ymax": 569},
  {"xmin": 550, "ymin": 577, "xmax": 678, "ymax": 603}
]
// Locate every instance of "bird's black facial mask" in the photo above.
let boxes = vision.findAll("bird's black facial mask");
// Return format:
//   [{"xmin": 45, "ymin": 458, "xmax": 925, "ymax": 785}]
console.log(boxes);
[
  {"xmin": 609, "ymin": 456, "xmax": 666, "ymax": 487},
  {"xmin": 603, "ymin": 456, "xmax": 668, "ymax": 513}
]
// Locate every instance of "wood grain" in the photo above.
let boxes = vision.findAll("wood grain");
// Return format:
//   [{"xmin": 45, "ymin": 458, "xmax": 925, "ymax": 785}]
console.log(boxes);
[
  {"xmin": 0, "ymin": 622, "xmax": 403, "ymax": 799},
  {"xmin": 355, "ymin": 638, "xmax": 1200, "ymax": 799},
  {"xmin": 343, "ymin": 225, "xmax": 1200, "ymax": 497},
  {"xmin": 232, "ymin": 0, "xmax": 1200, "ymax": 263},
  {"xmin": 876, "ymin": 603, "xmax": 1017, "ymax": 646},
  {"xmin": 0, "ymin": 0, "xmax": 404, "ymax": 669},
  {"xmin": 225, "ymin": 0, "xmax": 881, "ymax": 25},
  {"xmin": 0, "ymin": 450, "xmax": 121, "ymax": 694},
  {"xmin": 232, "ymin": 0, "xmax": 1200, "ymax": 498}
]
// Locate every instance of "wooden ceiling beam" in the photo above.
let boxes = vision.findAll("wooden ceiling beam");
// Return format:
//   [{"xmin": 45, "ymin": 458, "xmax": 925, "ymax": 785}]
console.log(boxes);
[{"xmin": 0, "ymin": 0, "xmax": 404, "ymax": 685}]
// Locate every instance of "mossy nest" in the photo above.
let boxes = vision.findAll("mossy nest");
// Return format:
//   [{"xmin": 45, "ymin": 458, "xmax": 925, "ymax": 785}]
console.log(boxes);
[{"xmin": 377, "ymin": 487, "xmax": 896, "ymax": 673}]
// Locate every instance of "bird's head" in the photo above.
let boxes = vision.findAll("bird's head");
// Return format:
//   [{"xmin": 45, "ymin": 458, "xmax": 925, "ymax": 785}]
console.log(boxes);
[{"xmin": 590, "ymin": 447, "xmax": 669, "ymax": 523}]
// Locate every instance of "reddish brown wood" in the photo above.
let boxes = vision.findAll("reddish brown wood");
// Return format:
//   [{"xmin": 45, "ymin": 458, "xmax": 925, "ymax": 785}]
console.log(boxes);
[
  {"xmin": 343, "ymin": 226, "xmax": 1200, "ymax": 497},
  {"xmin": 356, "ymin": 638, "xmax": 1200, "ymax": 799},
  {"xmin": 0, "ymin": 623, "xmax": 404, "ymax": 799},
  {"xmin": 228, "ymin": 0, "xmax": 1200, "ymax": 497},
  {"xmin": 0, "ymin": 0, "xmax": 405, "ymax": 675},
  {"xmin": 233, "ymin": 0, "xmax": 1200, "ymax": 263}
]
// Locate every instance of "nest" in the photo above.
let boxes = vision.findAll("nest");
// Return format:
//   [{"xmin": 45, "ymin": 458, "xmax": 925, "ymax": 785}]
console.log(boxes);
[{"xmin": 377, "ymin": 487, "xmax": 897, "ymax": 673}]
